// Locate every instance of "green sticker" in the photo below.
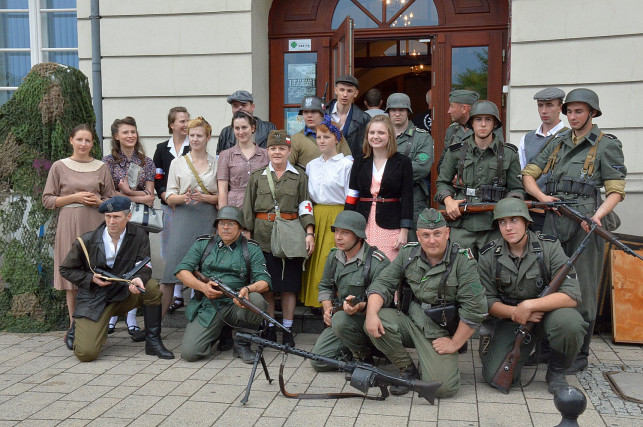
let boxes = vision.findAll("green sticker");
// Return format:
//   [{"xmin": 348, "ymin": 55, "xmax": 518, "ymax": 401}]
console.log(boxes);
[{"xmin": 417, "ymin": 153, "xmax": 429, "ymax": 161}]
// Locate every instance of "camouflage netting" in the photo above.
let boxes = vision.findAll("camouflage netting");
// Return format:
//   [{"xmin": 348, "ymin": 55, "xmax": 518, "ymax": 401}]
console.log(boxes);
[{"xmin": 0, "ymin": 63, "xmax": 99, "ymax": 332}]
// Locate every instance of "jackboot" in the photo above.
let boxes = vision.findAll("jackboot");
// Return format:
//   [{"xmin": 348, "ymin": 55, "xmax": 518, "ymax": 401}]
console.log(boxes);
[
  {"xmin": 233, "ymin": 339, "xmax": 256, "ymax": 364},
  {"xmin": 566, "ymin": 320, "xmax": 594, "ymax": 374},
  {"xmin": 65, "ymin": 321, "xmax": 75, "ymax": 350},
  {"xmin": 217, "ymin": 324, "xmax": 234, "ymax": 351},
  {"xmin": 144, "ymin": 305, "xmax": 174, "ymax": 359},
  {"xmin": 389, "ymin": 362, "xmax": 419, "ymax": 396},
  {"xmin": 546, "ymin": 351, "xmax": 571, "ymax": 395}
]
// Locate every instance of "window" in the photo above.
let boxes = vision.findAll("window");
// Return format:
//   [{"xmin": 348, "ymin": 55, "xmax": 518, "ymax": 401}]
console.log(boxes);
[
  {"xmin": 332, "ymin": 0, "xmax": 438, "ymax": 29},
  {"xmin": 0, "ymin": 0, "xmax": 78, "ymax": 106}
]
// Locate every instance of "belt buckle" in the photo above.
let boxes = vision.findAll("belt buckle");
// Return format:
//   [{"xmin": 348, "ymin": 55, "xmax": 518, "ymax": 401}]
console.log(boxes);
[{"xmin": 466, "ymin": 188, "xmax": 477, "ymax": 197}]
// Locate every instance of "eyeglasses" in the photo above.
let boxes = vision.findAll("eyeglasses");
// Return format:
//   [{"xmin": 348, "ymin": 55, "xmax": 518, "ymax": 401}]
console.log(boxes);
[{"xmin": 218, "ymin": 220, "xmax": 239, "ymax": 228}]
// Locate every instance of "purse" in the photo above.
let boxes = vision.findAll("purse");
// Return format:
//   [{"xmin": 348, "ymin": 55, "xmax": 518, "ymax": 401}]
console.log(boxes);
[
  {"xmin": 130, "ymin": 202, "xmax": 164, "ymax": 233},
  {"xmin": 265, "ymin": 167, "xmax": 308, "ymax": 259}
]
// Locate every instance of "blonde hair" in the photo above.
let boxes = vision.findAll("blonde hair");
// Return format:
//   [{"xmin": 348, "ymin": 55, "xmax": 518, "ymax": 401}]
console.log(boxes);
[
  {"xmin": 187, "ymin": 116, "xmax": 212, "ymax": 137},
  {"xmin": 362, "ymin": 115, "xmax": 397, "ymax": 158}
]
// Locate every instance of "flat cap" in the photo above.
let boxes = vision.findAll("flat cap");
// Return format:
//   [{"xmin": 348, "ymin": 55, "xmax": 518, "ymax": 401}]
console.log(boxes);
[
  {"xmin": 267, "ymin": 129, "xmax": 291, "ymax": 147},
  {"xmin": 227, "ymin": 90, "xmax": 253, "ymax": 104},
  {"xmin": 533, "ymin": 87, "xmax": 565, "ymax": 101},
  {"xmin": 449, "ymin": 89, "xmax": 480, "ymax": 105},
  {"xmin": 335, "ymin": 74, "xmax": 359, "ymax": 88},
  {"xmin": 417, "ymin": 208, "xmax": 447, "ymax": 230},
  {"xmin": 99, "ymin": 196, "xmax": 132, "ymax": 214}
]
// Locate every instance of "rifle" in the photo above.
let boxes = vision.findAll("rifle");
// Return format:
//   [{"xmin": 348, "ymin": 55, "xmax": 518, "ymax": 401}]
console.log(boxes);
[
  {"xmin": 437, "ymin": 200, "xmax": 574, "ymax": 215},
  {"xmin": 490, "ymin": 223, "xmax": 597, "ymax": 393},
  {"xmin": 555, "ymin": 204, "xmax": 643, "ymax": 262},
  {"xmin": 94, "ymin": 256, "xmax": 150, "ymax": 293},
  {"xmin": 321, "ymin": 81, "xmax": 329, "ymax": 105},
  {"xmin": 237, "ymin": 332, "xmax": 442, "ymax": 404},
  {"xmin": 330, "ymin": 295, "xmax": 365, "ymax": 316}
]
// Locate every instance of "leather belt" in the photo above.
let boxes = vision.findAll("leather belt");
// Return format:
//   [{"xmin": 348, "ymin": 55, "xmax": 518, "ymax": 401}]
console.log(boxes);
[
  {"xmin": 359, "ymin": 197, "xmax": 400, "ymax": 203},
  {"xmin": 256, "ymin": 212, "xmax": 298, "ymax": 221}
]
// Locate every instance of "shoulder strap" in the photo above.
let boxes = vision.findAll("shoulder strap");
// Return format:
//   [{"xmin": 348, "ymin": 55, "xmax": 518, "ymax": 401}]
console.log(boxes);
[
  {"xmin": 494, "ymin": 245, "xmax": 503, "ymax": 289},
  {"xmin": 184, "ymin": 154, "xmax": 211, "ymax": 195},
  {"xmin": 363, "ymin": 245, "xmax": 376, "ymax": 287},
  {"xmin": 402, "ymin": 245, "xmax": 422, "ymax": 271},
  {"xmin": 264, "ymin": 166, "xmax": 281, "ymax": 219},
  {"xmin": 495, "ymin": 141, "xmax": 506, "ymax": 187},
  {"xmin": 404, "ymin": 129, "xmax": 415, "ymax": 158},
  {"xmin": 198, "ymin": 235, "xmax": 218, "ymax": 272},
  {"xmin": 438, "ymin": 243, "xmax": 461, "ymax": 301},
  {"xmin": 540, "ymin": 127, "xmax": 570, "ymax": 174},
  {"xmin": 457, "ymin": 141, "xmax": 468, "ymax": 187},
  {"xmin": 241, "ymin": 236, "xmax": 252, "ymax": 284},
  {"xmin": 531, "ymin": 239, "xmax": 549, "ymax": 288},
  {"xmin": 582, "ymin": 132, "xmax": 603, "ymax": 178}
]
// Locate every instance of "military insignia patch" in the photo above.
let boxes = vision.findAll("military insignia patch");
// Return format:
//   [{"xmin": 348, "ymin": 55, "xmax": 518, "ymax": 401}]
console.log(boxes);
[
  {"xmin": 480, "ymin": 241, "xmax": 495, "ymax": 255},
  {"xmin": 372, "ymin": 251, "xmax": 385, "ymax": 261},
  {"xmin": 417, "ymin": 153, "xmax": 429, "ymax": 161},
  {"xmin": 469, "ymin": 282, "xmax": 484, "ymax": 293},
  {"xmin": 459, "ymin": 248, "xmax": 475, "ymax": 260},
  {"xmin": 449, "ymin": 142, "xmax": 463, "ymax": 152},
  {"xmin": 537, "ymin": 233, "xmax": 557, "ymax": 242},
  {"xmin": 611, "ymin": 164, "xmax": 625, "ymax": 171}
]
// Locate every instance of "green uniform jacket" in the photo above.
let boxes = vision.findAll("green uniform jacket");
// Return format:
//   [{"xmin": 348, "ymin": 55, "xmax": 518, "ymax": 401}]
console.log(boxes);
[
  {"xmin": 317, "ymin": 243, "xmax": 390, "ymax": 303},
  {"xmin": 477, "ymin": 231, "xmax": 582, "ymax": 311},
  {"xmin": 175, "ymin": 235, "xmax": 271, "ymax": 327},
  {"xmin": 288, "ymin": 129, "xmax": 352, "ymax": 168},
  {"xmin": 436, "ymin": 134, "xmax": 524, "ymax": 232},
  {"xmin": 242, "ymin": 166, "xmax": 315, "ymax": 252},
  {"xmin": 396, "ymin": 123, "xmax": 434, "ymax": 202},
  {"xmin": 368, "ymin": 241, "xmax": 487, "ymax": 339},
  {"xmin": 438, "ymin": 124, "xmax": 504, "ymax": 172}
]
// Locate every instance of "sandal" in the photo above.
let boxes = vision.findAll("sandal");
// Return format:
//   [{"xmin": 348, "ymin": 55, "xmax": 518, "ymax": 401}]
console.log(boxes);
[
  {"xmin": 108, "ymin": 323, "xmax": 116, "ymax": 334},
  {"xmin": 168, "ymin": 297, "xmax": 184, "ymax": 313}
]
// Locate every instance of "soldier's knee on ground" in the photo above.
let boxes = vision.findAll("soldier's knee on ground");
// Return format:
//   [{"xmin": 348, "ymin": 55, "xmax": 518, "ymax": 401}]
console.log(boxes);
[
  {"xmin": 180, "ymin": 346, "xmax": 203, "ymax": 362},
  {"xmin": 309, "ymin": 359, "xmax": 335, "ymax": 372},
  {"xmin": 74, "ymin": 345, "xmax": 99, "ymax": 362},
  {"xmin": 434, "ymin": 373, "xmax": 460, "ymax": 398}
]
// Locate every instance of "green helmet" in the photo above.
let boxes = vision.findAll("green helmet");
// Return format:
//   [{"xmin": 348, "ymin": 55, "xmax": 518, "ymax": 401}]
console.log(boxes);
[
  {"xmin": 468, "ymin": 100, "xmax": 502, "ymax": 128},
  {"xmin": 330, "ymin": 211, "xmax": 366, "ymax": 239},
  {"xmin": 562, "ymin": 88, "xmax": 602, "ymax": 117},
  {"xmin": 385, "ymin": 93, "xmax": 413, "ymax": 114},
  {"xmin": 214, "ymin": 205, "xmax": 245, "ymax": 229},
  {"xmin": 493, "ymin": 198, "xmax": 532, "ymax": 223}
]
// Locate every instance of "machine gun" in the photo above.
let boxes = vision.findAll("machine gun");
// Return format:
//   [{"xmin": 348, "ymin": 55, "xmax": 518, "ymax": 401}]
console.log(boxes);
[{"xmin": 94, "ymin": 257, "xmax": 150, "ymax": 293}]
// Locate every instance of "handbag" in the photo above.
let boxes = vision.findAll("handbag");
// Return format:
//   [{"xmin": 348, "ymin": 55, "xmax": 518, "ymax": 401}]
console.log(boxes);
[
  {"xmin": 130, "ymin": 202, "xmax": 164, "ymax": 233},
  {"xmin": 265, "ymin": 167, "xmax": 308, "ymax": 259}
]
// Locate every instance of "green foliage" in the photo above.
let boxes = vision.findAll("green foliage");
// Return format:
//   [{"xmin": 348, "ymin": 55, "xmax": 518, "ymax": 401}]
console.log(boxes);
[
  {"xmin": 453, "ymin": 50, "xmax": 488, "ymax": 100},
  {"xmin": 0, "ymin": 63, "xmax": 97, "ymax": 332}
]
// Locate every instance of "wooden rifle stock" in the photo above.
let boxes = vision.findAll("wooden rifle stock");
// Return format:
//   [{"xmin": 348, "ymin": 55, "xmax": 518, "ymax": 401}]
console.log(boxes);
[
  {"xmin": 438, "ymin": 201, "xmax": 575, "ymax": 216},
  {"xmin": 490, "ymin": 223, "xmax": 596, "ymax": 393}
]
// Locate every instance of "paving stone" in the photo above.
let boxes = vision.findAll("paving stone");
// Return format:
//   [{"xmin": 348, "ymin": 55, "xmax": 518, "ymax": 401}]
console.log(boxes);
[
  {"xmin": 603, "ymin": 415, "xmax": 643, "ymax": 426},
  {"xmin": 0, "ymin": 375, "xmax": 29, "ymax": 393},
  {"xmin": 0, "ymin": 382, "xmax": 35, "ymax": 396},
  {"xmin": 129, "ymin": 414, "xmax": 166, "ymax": 426},
  {"xmin": 33, "ymin": 373, "xmax": 96, "ymax": 394},
  {"xmin": 56, "ymin": 419, "xmax": 91, "ymax": 426},
  {"xmin": 86, "ymin": 373, "xmax": 129, "ymax": 387},
  {"xmin": 22, "ymin": 369, "xmax": 60, "ymax": 385},
  {"xmin": 253, "ymin": 417, "xmax": 286, "ymax": 427},
  {"xmin": 262, "ymin": 393, "xmax": 298, "ymax": 417},
  {"xmin": 284, "ymin": 406, "xmax": 332, "ymax": 426},
  {"xmin": 189, "ymin": 383, "xmax": 246, "ymax": 404},
  {"xmin": 427, "ymin": 421, "xmax": 475, "ymax": 427},
  {"xmin": 154, "ymin": 367, "xmax": 198, "ymax": 382},
  {"xmin": 478, "ymin": 402, "xmax": 530, "ymax": 426},
  {"xmin": 102, "ymin": 395, "xmax": 162, "ymax": 419},
  {"xmin": 0, "ymin": 392, "xmax": 64, "ymax": 421},
  {"xmin": 60, "ymin": 385, "xmax": 112, "ymax": 402},
  {"xmin": 103, "ymin": 385, "xmax": 138, "ymax": 399},
  {"xmin": 160, "ymin": 401, "xmax": 227, "ymax": 426},
  {"xmin": 437, "ymin": 400, "xmax": 478, "ymax": 422},
  {"xmin": 409, "ymin": 394, "xmax": 438, "ymax": 421},
  {"xmin": 359, "ymin": 394, "xmax": 412, "ymax": 416},
  {"xmin": 147, "ymin": 395, "xmax": 189, "ymax": 416},
  {"xmin": 217, "ymin": 406, "xmax": 266, "ymax": 426},
  {"xmin": 324, "ymin": 416, "xmax": 356, "ymax": 427},
  {"xmin": 86, "ymin": 417, "xmax": 134, "ymax": 426},
  {"xmin": 168, "ymin": 379, "xmax": 207, "ymax": 397},
  {"xmin": 15, "ymin": 419, "xmax": 59, "ymax": 426},
  {"xmin": 69, "ymin": 398, "xmax": 121, "ymax": 419},
  {"xmin": 330, "ymin": 394, "xmax": 363, "ymax": 418},
  {"xmin": 234, "ymin": 389, "xmax": 278, "ymax": 409},
  {"xmin": 354, "ymin": 414, "xmax": 409, "ymax": 426},
  {"xmin": 475, "ymin": 382, "xmax": 527, "ymax": 404},
  {"xmin": 30, "ymin": 400, "xmax": 88, "ymax": 420},
  {"xmin": 133, "ymin": 380, "xmax": 180, "ymax": 396},
  {"xmin": 449, "ymin": 383, "xmax": 477, "ymax": 403}
]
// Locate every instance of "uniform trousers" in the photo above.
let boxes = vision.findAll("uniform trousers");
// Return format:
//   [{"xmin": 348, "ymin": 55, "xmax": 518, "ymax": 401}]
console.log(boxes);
[
  {"xmin": 481, "ymin": 308, "xmax": 587, "ymax": 385},
  {"xmin": 181, "ymin": 292, "xmax": 267, "ymax": 361},
  {"xmin": 310, "ymin": 312, "xmax": 371, "ymax": 371},
  {"xmin": 74, "ymin": 279, "xmax": 162, "ymax": 362},
  {"xmin": 448, "ymin": 228, "xmax": 499, "ymax": 259},
  {"xmin": 367, "ymin": 308, "xmax": 460, "ymax": 398}
]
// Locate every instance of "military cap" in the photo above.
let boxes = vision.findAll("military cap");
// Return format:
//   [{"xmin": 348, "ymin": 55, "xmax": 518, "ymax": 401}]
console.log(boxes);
[
  {"xmin": 417, "ymin": 208, "xmax": 447, "ymax": 230},
  {"xmin": 227, "ymin": 90, "xmax": 253, "ymax": 104},
  {"xmin": 99, "ymin": 196, "xmax": 132, "ymax": 213},
  {"xmin": 299, "ymin": 96, "xmax": 325, "ymax": 115},
  {"xmin": 335, "ymin": 74, "xmax": 359, "ymax": 88},
  {"xmin": 533, "ymin": 87, "xmax": 565, "ymax": 101},
  {"xmin": 267, "ymin": 129, "xmax": 291, "ymax": 147},
  {"xmin": 449, "ymin": 89, "xmax": 480, "ymax": 105}
]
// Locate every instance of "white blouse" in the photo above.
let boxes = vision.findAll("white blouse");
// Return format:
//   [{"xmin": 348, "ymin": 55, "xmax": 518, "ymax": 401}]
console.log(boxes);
[
  {"xmin": 306, "ymin": 153, "xmax": 353, "ymax": 205},
  {"xmin": 165, "ymin": 152, "xmax": 218, "ymax": 196}
]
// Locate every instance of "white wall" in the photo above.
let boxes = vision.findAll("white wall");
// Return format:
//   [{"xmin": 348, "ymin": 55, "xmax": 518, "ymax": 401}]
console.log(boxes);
[{"xmin": 507, "ymin": 0, "xmax": 643, "ymax": 235}]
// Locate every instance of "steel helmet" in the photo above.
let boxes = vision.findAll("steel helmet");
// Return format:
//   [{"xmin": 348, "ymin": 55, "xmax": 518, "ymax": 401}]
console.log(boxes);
[
  {"xmin": 214, "ymin": 205, "xmax": 245, "ymax": 229},
  {"xmin": 385, "ymin": 93, "xmax": 413, "ymax": 114},
  {"xmin": 298, "ymin": 96, "xmax": 325, "ymax": 116},
  {"xmin": 562, "ymin": 88, "xmax": 602, "ymax": 117},
  {"xmin": 468, "ymin": 100, "xmax": 502, "ymax": 128},
  {"xmin": 493, "ymin": 198, "xmax": 532, "ymax": 223},
  {"xmin": 330, "ymin": 210, "xmax": 367, "ymax": 239}
]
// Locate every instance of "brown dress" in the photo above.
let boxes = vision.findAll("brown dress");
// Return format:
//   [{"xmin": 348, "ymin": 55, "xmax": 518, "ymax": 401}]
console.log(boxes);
[{"xmin": 42, "ymin": 158, "xmax": 115, "ymax": 290}]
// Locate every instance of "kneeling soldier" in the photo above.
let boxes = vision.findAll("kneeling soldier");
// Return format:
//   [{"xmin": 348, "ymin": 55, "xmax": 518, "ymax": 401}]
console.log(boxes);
[
  {"xmin": 176, "ymin": 206, "xmax": 271, "ymax": 363},
  {"xmin": 478, "ymin": 198, "xmax": 587, "ymax": 394},
  {"xmin": 310, "ymin": 211, "xmax": 390, "ymax": 371},
  {"xmin": 365, "ymin": 208, "xmax": 487, "ymax": 398},
  {"xmin": 60, "ymin": 196, "xmax": 174, "ymax": 362}
]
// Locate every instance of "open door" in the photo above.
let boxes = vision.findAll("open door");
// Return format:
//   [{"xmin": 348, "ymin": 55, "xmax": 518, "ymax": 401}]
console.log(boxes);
[
  {"xmin": 429, "ymin": 33, "xmax": 445, "ymax": 206},
  {"xmin": 330, "ymin": 16, "xmax": 354, "ymax": 84}
]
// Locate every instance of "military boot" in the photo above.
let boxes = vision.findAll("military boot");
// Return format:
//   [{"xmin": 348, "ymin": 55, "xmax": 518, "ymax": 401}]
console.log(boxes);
[
  {"xmin": 546, "ymin": 351, "xmax": 571, "ymax": 395},
  {"xmin": 217, "ymin": 324, "xmax": 234, "ymax": 351},
  {"xmin": 65, "ymin": 321, "xmax": 75, "ymax": 350},
  {"xmin": 566, "ymin": 321, "xmax": 594, "ymax": 374},
  {"xmin": 262, "ymin": 326, "xmax": 277, "ymax": 342},
  {"xmin": 233, "ymin": 339, "xmax": 256, "ymax": 364},
  {"xmin": 144, "ymin": 305, "xmax": 174, "ymax": 359},
  {"xmin": 389, "ymin": 363, "xmax": 419, "ymax": 396}
]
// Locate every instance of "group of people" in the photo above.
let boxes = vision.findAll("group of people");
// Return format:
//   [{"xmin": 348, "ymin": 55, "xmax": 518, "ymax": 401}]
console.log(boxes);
[{"xmin": 41, "ymin": 74, "xmax": 626, "ymax": 400}]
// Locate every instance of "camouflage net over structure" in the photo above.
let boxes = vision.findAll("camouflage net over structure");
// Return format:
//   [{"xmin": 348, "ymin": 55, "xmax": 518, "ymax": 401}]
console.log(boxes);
[{"xmin": 0, "ymin": 63, "xmax": 99, "ymax": 332}]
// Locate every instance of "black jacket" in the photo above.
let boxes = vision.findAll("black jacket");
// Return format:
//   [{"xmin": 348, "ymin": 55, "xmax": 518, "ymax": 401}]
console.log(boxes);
[
  {"xmin": 216, "ymin": 117, "xmax": 276, "ymax": 154},
  {"xmin": 152, "ymin": 140, "xmax": 190, "ymax": 205},
  {"xmin": 325, "ymin": 100, "xmax": 370, "ymax": 161},
  {"xmin": 345, "ymin": 152, "xmax": 414, "ymax": 230},
  {"xmin": 60, "ymin": 223, "xmax": 152, "ymax": 321}
]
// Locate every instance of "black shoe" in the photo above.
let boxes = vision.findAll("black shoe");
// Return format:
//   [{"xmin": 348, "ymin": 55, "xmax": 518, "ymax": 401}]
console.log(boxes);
[
  {"xmin": 217, "ymin": 325, "xmax": 234, "ymax": 351},
  {"xmin": 128, "ymin": 324, "xmax": 146, "ymax": 343},
  {"xmin": 233, "ymin": 340, "xmax": 256, "ymax": 364},
  {"xmin": 143, "ymin": 305, "xmax": 174, "ymax": 359},
  {"xmin": 262, "ymin": 326, "xmax": 277, "ymax": 342},
  {"xmin": 390, "ymin": 363, "xmax": 419, "ymax": 396},
  {"xmin": 282, "ymin": 329, "xmax": 295, "ymax": 347},
  {"xmin": 65, "ymin": 321, "xmax": 75, "ymax": 350},
  {"xmin": 107, "ymin": 322, "xmax": 116, "ymax": 334}
]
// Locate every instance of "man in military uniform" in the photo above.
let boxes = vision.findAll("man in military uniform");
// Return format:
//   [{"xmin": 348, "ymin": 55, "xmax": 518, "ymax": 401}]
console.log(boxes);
[
  {"xmin": 365, "ymin": 208, "xmax": 487, "ymax": 398},
  {"xmin": 522, "ymin": 88, "xmax": 626, "ymax": 372},
  {"xmin": 436, "ymin": 100, "xmax": 524, "ymax": 258},
  {"xmin": 60, "ymin": 196, "xmax": 174, "ymax": 362},
  {"xmin": 478, "ymin": 198, "xmax": 587, "ymax": 394},
  {"xmin": 325, "ymin": 74, "xmax": 370, "ymax": 160},
  {"xmin": 216, "ymin": 90, "xmax": 276, "ymax": 154},
  {"xmin": 412, "ymin": 89, "xmax": 432, "ymax": 133},
  {"xmin": 386, "ymin": 92, "xmax": 434, "ymax": 241},
  {"xmin": 310, "ymin": 211, "xmax": 390, "ymax": 371},
  {"xmin": 175, "ymin": 206, "xmax": 272, "ymax": 363},
  {"xmin": 437, "ymin": 89, "xmax": 479, "ymax": 172},
  {"xmin": 289, "ymin": 96, "xmax": 352, "ymax": 168},
  {"xmin": 518, "ymin": 87, "xmax": 568, "ymax": 232}
]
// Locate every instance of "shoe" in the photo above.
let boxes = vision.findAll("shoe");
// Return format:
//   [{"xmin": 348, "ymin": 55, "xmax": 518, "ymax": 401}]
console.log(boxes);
[
  {"xmin": 65, "ymin": 322, "xmax": 75, "ymax": 350},
  {"xmin": 233, "ymin": 339, "xmax": 256, "ymax": 364},
  {"xmin": 143, "ymin": 305, "xmax": 174, "ymax": 359},
  {"xmin": 128, "ymin": 324, "xmax": 146, "ymax": 343},
  {"xmin": 168, "ymin": 297, "xmax": 184, "ymax": 313},
  {"xmin": 217, "ymin": 324, "xmax": 234, "ymax": 351},
  {"xmin": 108, "ymin": 323, "xmax": 116, "ymax": 334},
  {"xmin": 389, "ymin": 363, "xmax": 419, "ymax": 396},
  {"xmin": 546, "ymin": 351, "xmax": 571, "ymax": 395},
  {"xmin": 282, "ymin": 329, "xmax": 295, "ymax": 347},
  {"xmin": 262, "ymin": 326, "xmax": 277, "ymax": 342}
]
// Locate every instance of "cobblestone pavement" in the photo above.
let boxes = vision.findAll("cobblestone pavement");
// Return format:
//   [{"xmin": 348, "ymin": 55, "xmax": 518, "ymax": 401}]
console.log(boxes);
[{"xmin": 0, "ymin": 328, "xmax": 641, "ymax": 426}]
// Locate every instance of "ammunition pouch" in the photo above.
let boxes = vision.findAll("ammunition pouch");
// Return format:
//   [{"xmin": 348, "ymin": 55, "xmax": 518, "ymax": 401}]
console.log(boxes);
[
  {"xmin": 499, "ymin": 295, "xmax": 521, "ymax": 306},
  {"xmin": 421, "ymin": 299, "xmax": 460, "ymax": 337},
  {"xmin": 545, "ymin": 176, "xmax": 596, "ymax": 198},
  {"xmin": 479, "ymin": 184, "xmax": 507, "ymax": 203},
  {"xmin": 397, "ymin": 279, "xmax": 414, "ymax": 314}
]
